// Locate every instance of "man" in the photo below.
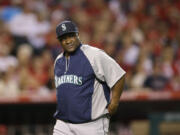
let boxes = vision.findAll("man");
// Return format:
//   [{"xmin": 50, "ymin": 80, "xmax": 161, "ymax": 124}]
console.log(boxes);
[{"xmin": 53, "ymin": 20, "xmax": 126, "ymax": 135}]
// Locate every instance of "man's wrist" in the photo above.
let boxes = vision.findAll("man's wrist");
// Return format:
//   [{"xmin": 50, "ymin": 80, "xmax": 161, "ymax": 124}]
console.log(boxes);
[{"xmin": 110, "ymin": 100, "xmax": 119, "ymax": 106}]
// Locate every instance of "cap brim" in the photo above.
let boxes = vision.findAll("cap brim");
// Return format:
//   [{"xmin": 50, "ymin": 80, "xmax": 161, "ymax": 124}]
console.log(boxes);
[{"xmin": 57, "ymin": 31, "xmax": 78, "ymax": 39}]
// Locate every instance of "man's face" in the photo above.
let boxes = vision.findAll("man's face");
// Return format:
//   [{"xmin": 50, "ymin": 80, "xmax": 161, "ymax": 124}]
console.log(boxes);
[{"xmin": 59, "ymin": 33, "xmax": 80, "ymax": 53}]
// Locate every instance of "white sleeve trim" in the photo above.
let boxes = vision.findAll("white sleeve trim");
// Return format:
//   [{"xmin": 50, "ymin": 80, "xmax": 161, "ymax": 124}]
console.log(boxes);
[{"xmin": 54, "ymin": 53, "xmax": 63, "ymax": 67}]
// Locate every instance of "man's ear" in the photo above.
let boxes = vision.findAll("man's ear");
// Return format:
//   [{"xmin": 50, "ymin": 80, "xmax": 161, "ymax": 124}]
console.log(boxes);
[{"xmin": 76, "ymin": 33, "xmax": 80, "ymax": 39}]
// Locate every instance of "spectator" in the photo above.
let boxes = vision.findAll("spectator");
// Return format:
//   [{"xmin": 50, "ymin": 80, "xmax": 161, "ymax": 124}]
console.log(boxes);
[
  {"xmin": 0, "ymin": 67, "xmax": 20, "ymax": 97},
  {"xmin": 143, "ymin": 59, "xmax": 169, "ymax": 90},
  {"xmin": 0, "ymin": 42, "xmax": 18, "ymax": 73},
  {"xmin": 0, "ymin": 0, "xmax": 22, "ymax": 22},
  {"xmin": 30, "ymin": 55, "xmax": 49, "ymax": 87},
  {"xmin": 8, "ymin": 3, "xmax": 37, "ymax": 45},
  {"xmin": 166, "ymin": 74, "xmax": 180, "ymax": 91},
  {"xmin": 131, "ymin": 62, "xmax": 147, "ymax": 89},
  {"xmin": 27, "ymin": 11, "xmax": 50, "ymax": 53},
  {"xmin": 121, "ymin": 34, "xmax": 140, "ymax": 71},
  {"xmin": 161, "ymin": 45, "xmax": 175, "ymax": 79}
]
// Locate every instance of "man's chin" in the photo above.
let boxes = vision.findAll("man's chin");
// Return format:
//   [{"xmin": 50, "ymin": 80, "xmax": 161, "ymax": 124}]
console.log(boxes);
[{"xmin": 67, "ymin": 49, "xmax": 76, "ymax": 54}]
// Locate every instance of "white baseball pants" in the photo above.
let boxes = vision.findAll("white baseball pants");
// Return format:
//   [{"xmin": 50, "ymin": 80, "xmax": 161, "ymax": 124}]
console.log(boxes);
[{"xmin": 53, "ymin": 117, "xmax": 109, "ymax": 135}]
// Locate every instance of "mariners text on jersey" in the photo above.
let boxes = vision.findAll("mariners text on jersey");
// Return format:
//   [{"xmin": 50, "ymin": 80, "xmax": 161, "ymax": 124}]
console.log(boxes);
[
  {"xmin": 54, "ymin": 44, "xmax": 126, "ymax": 124},
  {"xmin": 55, "ymin": 75, "xmax": 82, "ymax": 87}
]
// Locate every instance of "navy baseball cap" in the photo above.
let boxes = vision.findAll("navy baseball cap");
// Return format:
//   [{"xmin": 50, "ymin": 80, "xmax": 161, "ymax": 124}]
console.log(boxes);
[{"xmin": 56, "ymin": 21, "xmax": 78, "ymax": 38}]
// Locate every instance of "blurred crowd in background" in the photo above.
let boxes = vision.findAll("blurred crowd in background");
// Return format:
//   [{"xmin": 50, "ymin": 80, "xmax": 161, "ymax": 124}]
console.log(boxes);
[{"xmin": 0, "ymin": 0, "xmax": 180, "ymax": 98}]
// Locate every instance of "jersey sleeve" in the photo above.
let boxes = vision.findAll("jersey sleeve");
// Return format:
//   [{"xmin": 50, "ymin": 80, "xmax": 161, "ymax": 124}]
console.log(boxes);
[{"xmin": 93, "ymin": 50, "xmax": 126, "ymax": 88}]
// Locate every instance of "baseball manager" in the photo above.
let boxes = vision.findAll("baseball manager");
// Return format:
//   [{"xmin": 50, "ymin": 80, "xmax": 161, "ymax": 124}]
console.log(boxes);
[{"xmin": 53, "ymin": 20, "xmax": 126, "ymax": 135}]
